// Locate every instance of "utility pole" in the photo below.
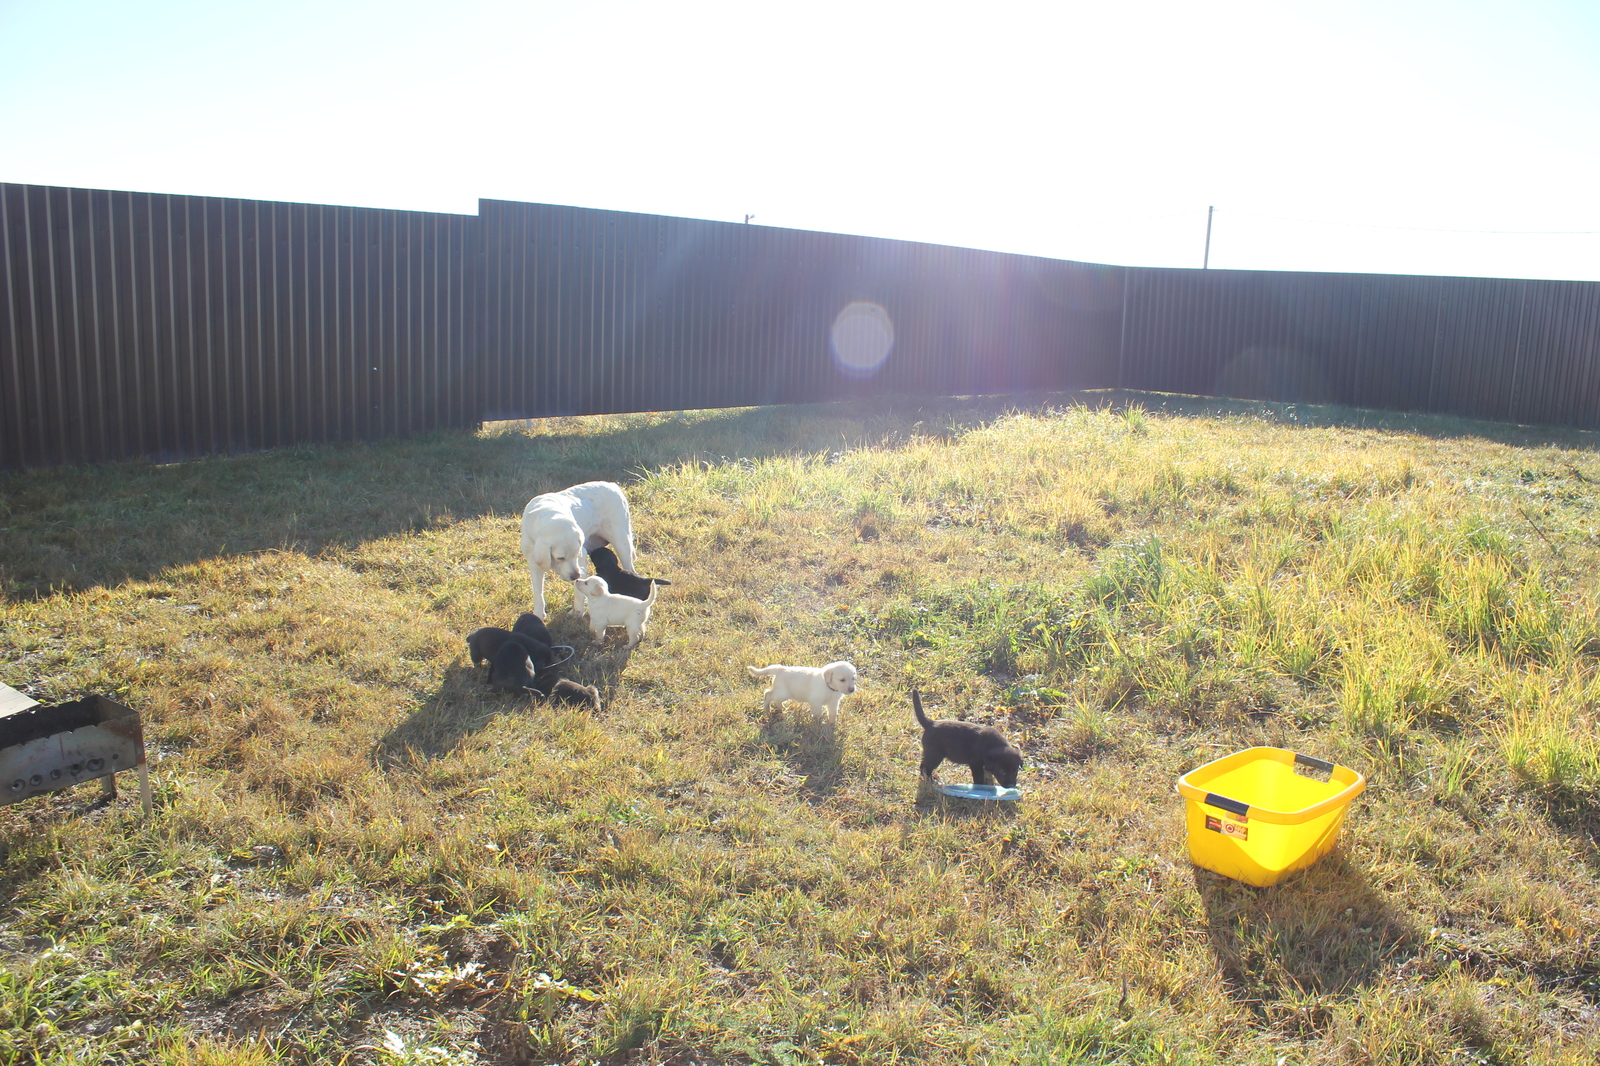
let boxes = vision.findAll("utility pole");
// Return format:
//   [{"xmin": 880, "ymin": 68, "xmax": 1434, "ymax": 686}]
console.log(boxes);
[{"xmin": 1203, "ymin": 205, "xmax": 1214, "ymax": 269}]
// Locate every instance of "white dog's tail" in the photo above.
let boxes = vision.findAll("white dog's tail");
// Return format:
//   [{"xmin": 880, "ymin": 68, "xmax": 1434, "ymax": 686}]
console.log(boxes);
[
  {"xmin": 645, "ymin": 580, "xmax": 659, "ymax": 606},
  {"xmin": 747, "ymin": 665, "xmax": 781, "ymax": 679}
]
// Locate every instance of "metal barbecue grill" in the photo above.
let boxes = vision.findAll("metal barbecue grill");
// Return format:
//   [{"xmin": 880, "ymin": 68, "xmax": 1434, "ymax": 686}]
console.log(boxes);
[{"xmin": 0, "ymin": 682, "xmax": 152, "ymax": 816}]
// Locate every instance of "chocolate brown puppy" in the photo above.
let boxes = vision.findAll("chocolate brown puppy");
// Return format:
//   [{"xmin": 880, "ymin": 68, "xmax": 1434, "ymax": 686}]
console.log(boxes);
[
  {"xmin": 531, "ymin": 669, "xmax": 602, "ymax": 711},
  {"xmin": 587, "ymin": 545, "xmax": 671, "ymax": 602},
  {"xmin": 912, "ymin": 689, "xmax": 1023, "ymax": 788}
]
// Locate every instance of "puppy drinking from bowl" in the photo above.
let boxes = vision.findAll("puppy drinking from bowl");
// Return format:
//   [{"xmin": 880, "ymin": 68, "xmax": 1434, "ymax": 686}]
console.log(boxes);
[
  {"xmin": 911, "ymin": 688, "xmax": 1023, "ymax": 788},
  {"xmin": 747, "ymin": 661, "xmax": 857, "ymax": 730},
  {"xmin": 489, "ymin": 643, "xmax": 601, "ymax": 709},
  {"xmin": 571, "ymin": 575, "xmax": 658, "ymax": 647},
  {"xmin": 489, "ymin": 641, "xmax": 542, "ymax": 694}
]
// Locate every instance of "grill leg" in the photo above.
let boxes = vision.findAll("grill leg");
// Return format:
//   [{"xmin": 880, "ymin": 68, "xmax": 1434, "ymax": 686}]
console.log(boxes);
[
  {"xmin": 100, "ymin": 773, "xmax": 117, "ymax": 802},
  {"xmin": 138, "ymin": 763, "xmax": 152, "ymax": 817}
]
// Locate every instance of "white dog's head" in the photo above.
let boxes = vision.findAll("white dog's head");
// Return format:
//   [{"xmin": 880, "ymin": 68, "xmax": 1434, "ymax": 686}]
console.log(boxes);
[
  {"xmin": 573, "ymin": 575, "xmax": 610, "ymax": 598},
  {"xmin": 823, "ymin": 661, "xmax": 858, "ymax": 695},
  {"xmin": 532, "ymin": 516, "xmax": 585, "ymax": 581}
]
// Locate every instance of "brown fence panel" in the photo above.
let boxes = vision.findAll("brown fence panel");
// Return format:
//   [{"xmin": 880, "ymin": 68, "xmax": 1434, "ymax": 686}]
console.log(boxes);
[
  {"xmin": 1122, "ymin": 268, "xmax": 1373, "ymax": 405},
  {"xmin": 1507, "ymin": 280, "xmax": 1600, "ymax": 428},
  {"xmin": 1121, "ymin": 265, "xmax": 1600, "ymax": 430},
  {"xmin": 476, "ymin": 199, "xmax": 1124, "ymax": 419},
  {"xmin": 1423, "ymin": 276, "xmax": 1521, "ymax": 420},
  {"xmin": 0, "ymin": 182, "xmax": 477, "ymax": 469}
]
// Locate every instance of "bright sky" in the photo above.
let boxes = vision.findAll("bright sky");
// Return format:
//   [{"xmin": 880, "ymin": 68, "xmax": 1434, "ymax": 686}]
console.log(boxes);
[{"xmin": 3, "ymin": 0, "xmax": 1598, "ymax": 281}]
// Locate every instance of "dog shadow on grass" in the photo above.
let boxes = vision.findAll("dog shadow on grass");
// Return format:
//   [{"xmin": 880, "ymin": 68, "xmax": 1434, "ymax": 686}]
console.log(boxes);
[
  {"xmin": 375, "ymin": 614, "xmax": 634, "ymax": 767},
  {"xmin": 570, "ymin": 633, "xmax": 639, "ymax": 692},
  {"xmin": 375, "ymin": 654, "xmax": 615, "ymax": 772},
  {"xmin": 756, "ymin": 711, "xmax": 848, "ymax": 798},
  {"xmin": 372, "ymin": 664, "xmax": 542, "ymax": 768},
  {"xmin": 1537, "ymin": 792, "xmax": 1600, "ymax": 857},
  {"xmin": 1195, "ymin": 849, "xmax": 1419, "ymax": 1029}
]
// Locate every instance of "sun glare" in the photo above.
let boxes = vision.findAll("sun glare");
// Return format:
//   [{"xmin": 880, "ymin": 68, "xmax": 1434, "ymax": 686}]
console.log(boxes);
[{"xmin": 830, "ymin": 301, "xmax": 896, "ymax": 378}]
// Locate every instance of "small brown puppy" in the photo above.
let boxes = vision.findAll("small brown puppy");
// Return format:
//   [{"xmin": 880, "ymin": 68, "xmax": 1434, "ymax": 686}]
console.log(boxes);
[
  {"xmin": 587, "ymin": 545, "xmax": 671, "ymax": 601},
  {"xmin": 912, "ymin": 689, "xmax": 1023, "ymax": 788},
  {"xmin": 532, "ymin": 669, "xmax": 602, "ymax": 711}
]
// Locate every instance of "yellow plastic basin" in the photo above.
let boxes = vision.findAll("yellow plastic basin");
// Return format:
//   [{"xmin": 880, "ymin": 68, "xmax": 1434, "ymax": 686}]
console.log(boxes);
[{"xmin": 1175, "ymin": 747, "xmax": 1365, "ymax": 887}]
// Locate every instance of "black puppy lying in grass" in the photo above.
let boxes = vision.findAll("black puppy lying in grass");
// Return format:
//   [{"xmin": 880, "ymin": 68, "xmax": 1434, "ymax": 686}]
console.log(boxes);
[
  {"xmin": 586, "ymin": 546, "xmax": 671, "ymax": 601},
  {"xmin": 912, "ymin": 689, "xmax": 1023, "ymax": 788}
]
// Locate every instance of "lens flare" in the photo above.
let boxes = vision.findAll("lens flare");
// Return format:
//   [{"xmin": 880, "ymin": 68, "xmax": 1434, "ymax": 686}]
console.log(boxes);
[{"xmin": 830, "ymin": 302, "xmax": 894, "ymax": 379}]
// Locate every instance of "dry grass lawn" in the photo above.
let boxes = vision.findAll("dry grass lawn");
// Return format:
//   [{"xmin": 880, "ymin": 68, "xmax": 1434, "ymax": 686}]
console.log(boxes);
[{"xmin": 2, "ymin": 391, "xmax": 1599, "ymax": 1065}]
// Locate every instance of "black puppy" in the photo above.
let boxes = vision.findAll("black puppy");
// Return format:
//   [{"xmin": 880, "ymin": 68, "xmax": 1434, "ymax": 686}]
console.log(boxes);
[
  {"xmin": 468, "ymin": 627, "xmax": 552, "ymax": 684},
  {"xmin": 489, "ymin": 640, "xmax": 541, "ymax": 694},
  {"xmin": 513, "ymin": 612, "xmax": 554, "ymax": 647},
  {"xmin": 912, "ymin": 689, "xmax": 1023, "ymax": 788},
  {"xmin": 586, "ymin": 546, "xmax": 671, "ymax": 602}
]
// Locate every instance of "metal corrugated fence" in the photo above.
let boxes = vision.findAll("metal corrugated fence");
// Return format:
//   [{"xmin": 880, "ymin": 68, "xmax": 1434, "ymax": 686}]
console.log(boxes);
[
  {"xmin": 1, "ymin": 183, "xmax": 477, "ymax": 468},
  {"xmin": 4, "ymin": 181, "xmax": 1600, "ymax": 471},
  {"xmin": 477, "ymin": 199, "xmax": 1123, "ymax": 420},
  {"xmin": 1119, "ymin": 268, "xmax": 1600, "ymax": 424}
]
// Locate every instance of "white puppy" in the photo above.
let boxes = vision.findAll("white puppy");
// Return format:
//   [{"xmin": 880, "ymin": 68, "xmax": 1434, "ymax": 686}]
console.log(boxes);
[
  {"xmin": 747, "ymin": 661, "xmax": 858, "ymax": 729},
  {"xmin": 520, "ymin": 481, "xmax": 637, "ymax": 619},
  {"xmin": 572, "ymin": 575, "xmax": 658, "ymax": 647}
]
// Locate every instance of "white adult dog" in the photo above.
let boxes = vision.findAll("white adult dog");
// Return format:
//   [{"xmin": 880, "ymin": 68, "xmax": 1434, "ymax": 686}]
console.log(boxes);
[
  {"xmin": 572, "ymin": 575, "xmax": 658, "ymax": 647},
  {"xmin": 747, "ymin": 661, "xmax": 859, "ymax": 729},
  {"xmin": 520, "ymin": 481, "xmax": 637, "ymax": 619}
]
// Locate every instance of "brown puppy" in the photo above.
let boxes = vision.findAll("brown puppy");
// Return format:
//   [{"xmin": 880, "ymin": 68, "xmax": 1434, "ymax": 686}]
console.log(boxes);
[
  {"xmin": 912, "ymin": 689, "xmax": 1023, "ymax": 788},
  {"xmin": 587, "ymin": 545, "xmax": 671, "ymax": 601},
  {"xmin": 532, "ymin": 669, "xmax": 602, "ymax": 711}
]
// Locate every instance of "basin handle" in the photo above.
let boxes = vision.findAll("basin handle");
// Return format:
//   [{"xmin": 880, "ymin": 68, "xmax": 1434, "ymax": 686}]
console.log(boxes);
[
  {"xmin": 1294, "ymin": 753, "xmax": 1335, "ymax": 774},
  {"xmin": 1203, "ymin": 792, "xmax": 1250, "ymax": 818}
]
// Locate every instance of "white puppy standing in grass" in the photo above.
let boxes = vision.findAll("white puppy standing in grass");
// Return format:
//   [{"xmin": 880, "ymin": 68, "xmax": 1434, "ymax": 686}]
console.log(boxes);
[
  {"xmin": 748, "ymin": 661, "xmax": 858, "ymax": 730},
  {"xmin": 572, "ymin": 575, "xmax": 658, "ymax": 647},
  {"xmin": 520, "ymin": 481, "xmax": 636, "ymax": 619}
]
